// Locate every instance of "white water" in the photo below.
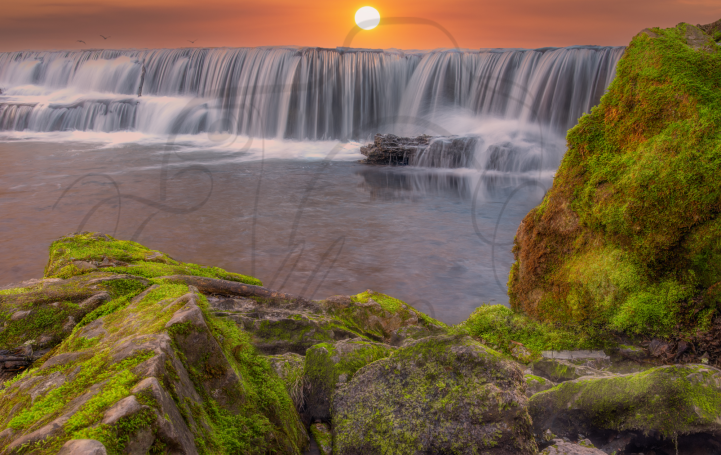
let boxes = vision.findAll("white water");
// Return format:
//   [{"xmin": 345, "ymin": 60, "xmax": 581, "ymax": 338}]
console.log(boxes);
[{"xmin": 0, "ymin": 46, "xmax": 623, "ymax": 149}]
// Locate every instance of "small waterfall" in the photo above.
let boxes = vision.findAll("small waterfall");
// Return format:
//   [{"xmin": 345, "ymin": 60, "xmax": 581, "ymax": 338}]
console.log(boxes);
[{"xmin": 0, "ymin": 46, "xmax": 623, "ymax": 141}]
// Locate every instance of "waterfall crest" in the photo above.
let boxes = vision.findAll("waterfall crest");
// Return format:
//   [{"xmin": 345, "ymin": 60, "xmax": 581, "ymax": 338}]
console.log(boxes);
[{"xmin": 0, "ymin": 46, "xmax": 623, "ymax": 140}]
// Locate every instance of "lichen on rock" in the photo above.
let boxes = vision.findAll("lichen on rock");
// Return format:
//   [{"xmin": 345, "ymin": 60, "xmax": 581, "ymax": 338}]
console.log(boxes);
[
  {"xmin": 332, "ymin": 335, "xmax": 537, "ymax": 454},
  {"xmin": 529, "ymin": 364, "xmax": 721, "ymax": 443}
]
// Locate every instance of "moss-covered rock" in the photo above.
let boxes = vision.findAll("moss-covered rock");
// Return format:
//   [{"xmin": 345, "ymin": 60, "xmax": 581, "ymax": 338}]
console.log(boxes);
[
  {"xmin": 531, "ymin": 358, "xmax": 613, "ymax": 383},
  {"xmin": 45, "ymin": 232, "xmax": 261, "ymax": 286},
  {"xmin": 267, "ymin": 352, "xmax": 307, "ymax": 412},
  {"xmin": 0, "ymin": 261, "xmax": 307, "ymax": 454},
  {"xmin": 524, "ymin": 374, "xmax": 555, "ymax": 398},
  {"xmin": 303, "ymin": 339, "xmax": 392, "ymax": 423},
  {"xmin": 309, "ymin": 422, "xmax": 332, "ymax": 455},
  {"xmin": 529, "ymin": 364, "xmax": 721, "ymax": 442},
  {"xmin": 332, "ymin": 335, "xmax": 537, "ymax": 455},
  {"xmin": 457, "ymin": 305, "xmax": 606, "ymax": 360},
  {"xmin": 508, "ymin": 20, "xmax": 721, "ymax": 352}
]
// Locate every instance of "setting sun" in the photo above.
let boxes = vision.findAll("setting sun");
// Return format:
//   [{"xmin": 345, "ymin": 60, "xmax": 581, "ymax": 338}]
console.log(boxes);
[{"xmin": 355, "ymin": 6, "xmax": 380, "ymax": 30}]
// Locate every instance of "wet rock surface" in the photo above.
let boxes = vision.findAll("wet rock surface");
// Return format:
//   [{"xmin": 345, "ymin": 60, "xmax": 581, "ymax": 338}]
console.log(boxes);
[{"xmin": 359, "ymin": 133, "xmax": 431, "ymax": 165}]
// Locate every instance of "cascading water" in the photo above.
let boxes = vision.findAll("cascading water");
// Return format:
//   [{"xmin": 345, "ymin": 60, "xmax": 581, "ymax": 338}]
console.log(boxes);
[{"xmin": 0, "ymin": 45, "xmax": 623, "ymax": 145}]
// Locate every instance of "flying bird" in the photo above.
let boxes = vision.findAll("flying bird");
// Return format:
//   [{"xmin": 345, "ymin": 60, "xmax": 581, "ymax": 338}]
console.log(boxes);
[
  {"xmin": 99, "ymin": 35, "xmax": 111, "ymax": 40},
  {"xmin": 77, "ymin": 40, "xmax": 86, "ymax": 44},
  {"xmin": 188, "ymin": 39, "xmax": 198, "ymax": 44}
]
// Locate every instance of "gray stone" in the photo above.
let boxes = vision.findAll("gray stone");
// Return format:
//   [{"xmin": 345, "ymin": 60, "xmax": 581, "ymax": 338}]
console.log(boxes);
[
  {"xmin": 125, "ymin": 427, "xmax": 155, "ymax": 455},
  {"xmin": 540, "ymin": 439, "xmax": 604, "ymax": 455},
  {"xmin": 57, "ymin": 439, "xmax": 108, "ymax": 455},
  {"xmin": 102, "ymin": 395, "xmax": 142, "ymax": 425},
  {"xmin": 532, "ymin": 358, "xmax": 613, "ymax": 383},
  {"xmin": 9, "ymin": 310, "xmax": 31, "ymax": 321}
]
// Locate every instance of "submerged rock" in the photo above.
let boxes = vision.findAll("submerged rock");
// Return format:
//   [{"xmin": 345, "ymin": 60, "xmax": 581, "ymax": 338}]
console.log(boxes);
[{"xmin": 332, "ymin": 335, "xmax": 537, "ymax": 454}]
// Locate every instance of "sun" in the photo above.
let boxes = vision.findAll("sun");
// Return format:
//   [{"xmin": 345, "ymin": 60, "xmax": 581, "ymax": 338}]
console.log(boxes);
[{"xmin": 355, "ymin": 6, "xmax": 380, "ymax": 30}]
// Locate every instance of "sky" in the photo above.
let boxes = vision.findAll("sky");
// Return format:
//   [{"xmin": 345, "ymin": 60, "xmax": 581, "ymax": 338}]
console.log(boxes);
[{"xmin": 1, "ymin": 0, "xmax": 720, "ymax": 52}]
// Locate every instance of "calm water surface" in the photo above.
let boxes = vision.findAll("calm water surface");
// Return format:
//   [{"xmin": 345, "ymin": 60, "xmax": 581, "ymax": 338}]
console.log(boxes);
[{"xmin": 0, "ymin": 140, "xmax": 546, "ymax": 324}]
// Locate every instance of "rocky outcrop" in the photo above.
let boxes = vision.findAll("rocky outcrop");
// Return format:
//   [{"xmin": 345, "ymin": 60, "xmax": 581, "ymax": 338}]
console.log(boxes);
[
  {"xmin": 360, "ymin": 133, "xmax": 431, "ymax": 165},
  {"xmin": 508, "ymin": 19, "xmax": 721, "ymax": 366},
  {"xmin": 529, "ymin": 365, "xmax": 721, "ymax": 453},
  {"xmin": 4, "ymin": 231, "xmax": 721, "ymax": 454},
  {"xmin": 332, "ymin": 335, "xmax": 538, "ymax": 454}
]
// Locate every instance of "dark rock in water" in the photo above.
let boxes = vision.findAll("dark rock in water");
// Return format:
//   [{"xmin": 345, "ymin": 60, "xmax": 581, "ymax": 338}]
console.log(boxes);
[
  {"xmin": 360, "ymin": 133, "xmax": 431, "ymax": 165},
  {"xmin": 332, "ymin": 335, "xmax": 538, "ymax": 454},
  {"xmin": 359, "ymin": 133, "xmax": 478, "ymax": 168}
]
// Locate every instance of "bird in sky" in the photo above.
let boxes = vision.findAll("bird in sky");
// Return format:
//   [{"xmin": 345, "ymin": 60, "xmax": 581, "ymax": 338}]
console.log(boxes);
[
  {"xmin": 188, "ymin": 39, "xmax": 198, "ymax": 44},
  {"xmin": 77, "ymin": 40, "xmax": 86, "ymax": 44},
  {"xmin": 99, "ymin": 35, "xmax": 111, "ymax": 40}
]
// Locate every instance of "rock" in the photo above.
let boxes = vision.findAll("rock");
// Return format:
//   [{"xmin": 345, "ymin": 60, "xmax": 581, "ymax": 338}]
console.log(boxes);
[
  {"xmin": 360, "ymin": 133, "xmax": 431, "ymax": 165},
  {"xmin": 648, "ymin": 338, "xmax": 672, "ymax": 359},
  {"xmin": 525, "ymin": 374, "xmax": 556, "ymax": 397},
  {"xmin": 310, "ymin": 422, "xmax": 333, "ymax": 455},
  {"xmin": 531, "ymin": 358, "xmax": 613, "ymax": 383},
  {"xmin": 332, "ymin": 335, "xmax": 537, "ymax": 454},
  {"xmin": 304, "ymin": 338, "xmax": 392, "ymax": 422},
  {"xmin": 267, "ymin": 352, "xmax": 307, "ymax": 411},
  {"xmin": 125, "ymin": 426, "xmax": 155, "ymax": 455},
  {"xmin": 73, "ymin": 260, "xmax": 98, "ymax": 270},
  {"xmin": 684, "ymin": 23, "xmax": 713, "ymax": 50},
  {"xmin": 697, "ymin": 18, "xmax": 721, "ymax": 37},
  {"xmin": 9, "ymin": 310, "xmax": 31, "ymax": 321},
  {"xmin": 207, "ymin": 289, "xmax": 445, "ymax": 355},
  {"xmin": 529, "ymin": 365, "xmax": 721, "ymax": 449},
  {"xmin": 539, "ymin": 439, "xmax": 604, "ymax": 455},
  {"xmin": 57, "ymin": 439, "xmax": 108, "ymax": 455},
  {"xmin": 101, "ymin": 395, "xmax": 143, "ymax": 425},
  {"xmin": 637, "ymin": 28, "xmax": 659, "ymax": 39}
]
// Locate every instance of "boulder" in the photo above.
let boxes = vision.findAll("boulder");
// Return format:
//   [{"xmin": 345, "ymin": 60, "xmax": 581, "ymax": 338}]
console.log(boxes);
[
  {"xmin": 531, "ymin": 358, "xmax": 613, "ymax": 383},
  {"xmin": 208, "ymin": 289, "xmax": 445, "ymax": 355},
  {"xmin": 360, "ymin": 133, "xmax": 431, "ymax": 165},
  {"xmin": 304, "ymin": 338, "xmax": 392, "ymax": 422},
  {"xmin": 57, "ymin": 439, "xmax": 107, "ymax": 455},
  {"xmin": 529, "ymin": 365, "xmax": 721, "ymax": 452},
  {"xmin": 332, "ymin": 335, "xmax": 537, "ymax": 454}
]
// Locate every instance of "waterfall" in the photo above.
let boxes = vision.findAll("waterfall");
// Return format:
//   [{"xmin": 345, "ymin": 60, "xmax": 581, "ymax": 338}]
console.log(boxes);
[{"xmin": 0, "ymin": 46, "xmax": 623, "ymax": 141}]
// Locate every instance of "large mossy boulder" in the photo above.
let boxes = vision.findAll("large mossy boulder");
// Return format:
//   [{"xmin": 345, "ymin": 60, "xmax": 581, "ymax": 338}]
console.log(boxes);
[
  {"xmin": 206, "ymin": 289, "xmax": 447, "ymax": 356},
  {"xmin": 508, "ymin": 20, "xmax": 721, "ymax": 354},
  {"xmin": 303, "ymin": 339, "xmax": 392, "ymax": 423},
  {"xmin": 529, "ymin": 365, "xmax": 721, "ymax": 449},
  {"xmin": 0, "ymin": 233, "xmax": 309, "ymax": 455},
  {"xmin": 332, "ymin": 335, "xmax": 537, "ymax": 455}
]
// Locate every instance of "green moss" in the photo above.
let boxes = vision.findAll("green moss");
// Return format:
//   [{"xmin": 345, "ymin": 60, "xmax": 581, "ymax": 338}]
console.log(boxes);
[
  {"xmin": 510, "ymin": 22, "xmax": 721, "ymax": 339},
  {"xmin": 525, "ymin": 374, "xmax": 547, "ymax": 385},
  {"xmin": 309, "ymin": 423, "xmax": 332, "ymax": 455},
  {"xmin": 44, "ymin": 232, "xmax": 261, "ymax": 286},
  {"xmin": 531, "ymin": 365, "xmax": 721, "ymax": 437},
  {"xmin": 304, "ymin": 340, "xmax": 392, "ymax": 396},
  {"xmin": 169, "ymin": 295, "xmax": 307, "ymax": 454},
  {"xmin": 350, "ymin": 290, "xmax": 447, "ymax": 329},
  {"xmin": 456, "ymin": 304, "xmax": 604, "ymax": 358}
]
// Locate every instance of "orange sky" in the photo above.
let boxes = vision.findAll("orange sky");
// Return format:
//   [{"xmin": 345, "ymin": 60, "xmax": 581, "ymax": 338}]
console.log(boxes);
[{"xmin": 1, "ymin": 0, "xmax": 720, "ymax": 52}]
